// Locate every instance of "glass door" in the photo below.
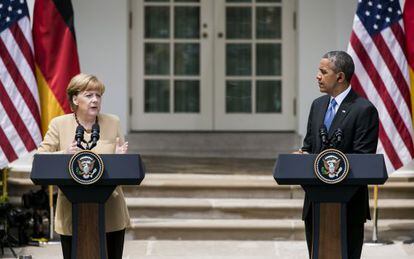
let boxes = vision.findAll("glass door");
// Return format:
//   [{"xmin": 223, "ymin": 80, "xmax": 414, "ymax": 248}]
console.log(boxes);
[
  {"xmin": 214, "ymin": 0, "xmax": 296, "ymax": 130},
  {"xmin": 131, "ymin": 0, "xmax": 213, "ymax": 130},
  {"xmin": 131, "ymin": 0, "xmax": 296, "ymax": 131}
]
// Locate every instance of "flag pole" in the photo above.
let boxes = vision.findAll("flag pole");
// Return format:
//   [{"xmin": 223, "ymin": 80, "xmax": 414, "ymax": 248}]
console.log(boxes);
[
  {"xmin": 49, "ymin": 185, "xmax": 54, "ymax": 240},
  {"xmin": 0, "ymin": 168, "xmax": 8, "ymax": 202},
  {"xmin": 372, "ymin": 185, "xmax": 379, "ymax": 242},
  {"xmin": 365, "ymin": 185, "xmax": 393, "ymax": 245}
]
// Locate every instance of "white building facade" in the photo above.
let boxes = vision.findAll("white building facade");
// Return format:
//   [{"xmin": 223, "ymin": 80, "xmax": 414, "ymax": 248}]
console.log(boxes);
[{"xmin": 28, "ymin": 0, "xmax": 358, "ymax": 136}]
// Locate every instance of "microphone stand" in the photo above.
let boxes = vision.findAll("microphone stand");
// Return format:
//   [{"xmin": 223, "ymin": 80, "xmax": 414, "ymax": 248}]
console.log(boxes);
[
  {"xmin": 88, "ymin": 123, "xmax": 100, "ymax": 150},
  {"xmin": 330, "ymin": 128, "xmax": 343, "ymax": 149},
  {"xmin": 75, "ymin": 124, "xmax": 100, "ymax": 151},
  {"xmin": 319, "ymin": 125, "xmax": 329, "ymax": 151},
  {"xmin": 75, "ymin": 125, "xmax": 88, "ymax": 150}
]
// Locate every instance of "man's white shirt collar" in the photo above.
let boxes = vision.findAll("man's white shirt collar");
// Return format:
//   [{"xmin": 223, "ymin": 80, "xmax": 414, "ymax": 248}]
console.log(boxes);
[{"xmin": 331, "ymin": 86, "xmax": 351, "ymax": 113}]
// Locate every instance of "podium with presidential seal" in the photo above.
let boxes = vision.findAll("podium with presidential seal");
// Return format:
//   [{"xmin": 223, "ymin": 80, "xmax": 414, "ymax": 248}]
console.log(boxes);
[
  {"xmin": 31, "ymin": 151, "xmax": 145, "ymax": 259},
  {"xmin": 273, "ymin": 149, "xmax": 387, "ymax": 259}
]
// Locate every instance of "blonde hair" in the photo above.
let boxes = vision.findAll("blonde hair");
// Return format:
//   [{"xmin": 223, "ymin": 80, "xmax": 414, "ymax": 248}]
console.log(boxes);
[{"xmin": 66, "ymin": 73, "xmax": 106, "ymax": 111}]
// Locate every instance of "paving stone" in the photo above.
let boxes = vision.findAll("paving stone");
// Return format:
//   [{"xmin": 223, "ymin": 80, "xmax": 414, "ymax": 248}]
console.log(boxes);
[{"xmin": 2, "ymin": 240, "xmax": 414, "ymax": 259}]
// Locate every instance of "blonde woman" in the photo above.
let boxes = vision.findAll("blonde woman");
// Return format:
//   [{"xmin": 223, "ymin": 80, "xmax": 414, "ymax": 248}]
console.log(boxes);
[{"xmin": 38, "ymin": 73, "xmax": 129, "ymax": 259}]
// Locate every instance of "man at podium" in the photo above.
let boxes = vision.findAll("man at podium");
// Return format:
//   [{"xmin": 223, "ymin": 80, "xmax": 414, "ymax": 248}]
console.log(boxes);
[
  {"xmin": 37, "ymin": 73, "xmax": 130, "ymax": 259},
  {"xmin": 297, "ymin": 51, "xmax": 379, "ymax": 259}
]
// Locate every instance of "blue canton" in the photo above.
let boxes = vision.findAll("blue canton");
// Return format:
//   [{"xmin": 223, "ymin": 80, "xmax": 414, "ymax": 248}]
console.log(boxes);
[
  {"xmin": 356, "ymin": 0, "xmax": 403, "ymax": 36},
  {"xmin": 0, "ymin": 0, "xmax": 30, "ymax": 34}
]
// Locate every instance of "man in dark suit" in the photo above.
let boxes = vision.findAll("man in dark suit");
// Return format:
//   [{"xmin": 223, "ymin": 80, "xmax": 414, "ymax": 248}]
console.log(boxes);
[{"xmin": 298, "ymin": 51, "xmax": 379, "ymax": 259}]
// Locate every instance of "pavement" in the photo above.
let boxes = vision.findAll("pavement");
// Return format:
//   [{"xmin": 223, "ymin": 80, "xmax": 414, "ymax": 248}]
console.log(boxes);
[
  {"xmin": 2, "ymin": 240, "xmax": 414, "ymax": 259},
  {"xmin": 4, "ymin": 133, "xmax": 414, "ymax": 258}
]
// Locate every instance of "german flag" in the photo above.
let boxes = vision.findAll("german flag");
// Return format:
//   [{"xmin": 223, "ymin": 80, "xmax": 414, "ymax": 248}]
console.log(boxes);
[
  {"xmin": 33, "ymin": 0, "xmax": 80, "ymax": 135},
  {"xmin": 403, "ymin": 1, "xmax": 414, "ymax": 123}
]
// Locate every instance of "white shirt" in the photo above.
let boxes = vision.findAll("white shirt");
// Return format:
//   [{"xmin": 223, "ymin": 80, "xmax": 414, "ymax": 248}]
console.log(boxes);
[{"xmin": 330, "ymin": 86, "xmax": 351, "ymax": 114}]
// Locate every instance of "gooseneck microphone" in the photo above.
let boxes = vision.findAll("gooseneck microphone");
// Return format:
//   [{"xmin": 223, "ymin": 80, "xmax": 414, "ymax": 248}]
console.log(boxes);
[
  {"xmin": 75, "ymin": 125, "xmax": 85, "ymax": 150},
  {"xmin": 333, "ymin": 128, "xmax": 343, "ymax": 146},
  {"xmin": 89, "ymin": 123, "xmax": 100, "ymax": 150},
  {"xmin": 74, "ymin": 115, "xmax": 100, "ymax": 150},
  {"xmin": 319, "ymin": 125, "xmax": 344, "ymax": 150},
  {"xmin": 319, "ymin": 125, "xmax": 329, "ymax": 148}
]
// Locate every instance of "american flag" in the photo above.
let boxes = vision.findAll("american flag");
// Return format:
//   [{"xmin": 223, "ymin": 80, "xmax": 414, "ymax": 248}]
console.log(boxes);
[
  {"xmin": 348, "ymin": 0, "xmax": 414, "ymax": 173},
  {"xmin": 0, "ymin": 0, "xmax": 42, "ymax": 169}
]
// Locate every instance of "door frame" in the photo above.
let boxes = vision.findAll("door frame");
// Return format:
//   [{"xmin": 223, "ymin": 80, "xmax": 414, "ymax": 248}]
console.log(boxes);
[
  {"xmin": 130, "ymin": 0, "xmax": 214, "ymax": 130},
  {"xmin": 213, "ymin": 0, "xmax": 297, "ymax": 130},
  {"xmin": 129, "ymin": 0, "xmax": 297, "ymax": 131}
]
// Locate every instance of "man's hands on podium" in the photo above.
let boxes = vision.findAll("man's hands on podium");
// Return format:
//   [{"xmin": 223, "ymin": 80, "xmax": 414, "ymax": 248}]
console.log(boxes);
[{"xmin": 293, "ymin": 149, "xmax": 309, "ymax": 154}]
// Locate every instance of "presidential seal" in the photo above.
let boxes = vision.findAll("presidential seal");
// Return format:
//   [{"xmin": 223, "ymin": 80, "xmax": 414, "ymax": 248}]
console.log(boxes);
[
  {"xmin": 314, "ymin": 148, "xmax": 349, "ymax": 184},
  {"xmin": 69, "ymin": 150, "xmax": 104, "ymax": 185}
]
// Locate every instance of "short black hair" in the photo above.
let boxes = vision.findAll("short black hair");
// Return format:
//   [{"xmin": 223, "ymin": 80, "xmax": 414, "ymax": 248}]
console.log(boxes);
[{"xmin": 322, "ymin": 51, "xmax": 355, "ymax": 83}]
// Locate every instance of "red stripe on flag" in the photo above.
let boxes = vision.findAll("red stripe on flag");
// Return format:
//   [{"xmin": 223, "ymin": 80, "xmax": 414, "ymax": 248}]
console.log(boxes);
[
  {"xmin": 352, "ymin": 75, "xmax": 403, "ymax": 169},
  {"xmin": 371, "ymin": 32, "xmax": 411, "ymax": 113},
  {"xmin": 390, "ymin": 23, "xmax": 408, "ymax": 58},
  {"xmin": 0, "ymin": 38, "xmax": 41, "ymax": 127},
  {"xmin": 9, "ymin": 23, "xmax": 35, "ymax": 75},
  {"xmin": 350, "ymin": 31, "xmax": 414, "ymax": 158},
  {"xmin": 378, "ymin": 123, "xmax": 403, "ymax": 169},
  {"xmin": 33, "ymin": 0, "xmax": 80, "ymax": 114},
  {"xmin": 0, "ymin": 126, "xmax": 18, "ymax": 162},
  {"xmin": 0, "ymin": 80, "xmax": 36, "ymax": 152}
]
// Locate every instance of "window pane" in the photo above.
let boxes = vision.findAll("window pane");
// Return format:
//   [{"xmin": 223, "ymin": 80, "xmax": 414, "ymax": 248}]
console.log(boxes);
[
  {"xmin": 174, "ymin": 80, "xmax": 200, "ymax": 113},
  {"xmin": 175, "ymin": 7, "xmax": 200, "ymax": 39},
  {"xmin": 145, "ymin": 80, "xmax": 170, "ymax": 112},
  {"xmin": 256, "ymin": 80, "xmax": 281, "ymax": 113},
  {"xmin": 174, "ymin": 43, "xmax": 200, "ymax": 75},
  {"xmin": 175, "ymin": 0, "xmax": 200, "ymax": 2},
  {"xmin": 146, "ymin": 0, "xmax": 168, "ymax": 2},
  {"xmin": 226, "ymin": 7, "xmax": 252, "ymax": 39},
  {"xmin": 145, "ymin": 43, "xmax": 170, "ymax": 75},
  {"xmin": 226, "ymin": 81, "xmax": 252, "ymax": 113},
  {"xmin": 256, "ymin": 43, "xmax": 281, "ymax": 76},
  {"xmin": 226, "ymin": 44, "xmax": 251, "ymax": 76},
  {"xmin": 256, "ymin": 7, "xmax": 281, "ymax": 39},
  {"xmin": 145, "ymin": 7, "xmax": 170, "ymax": 38}
]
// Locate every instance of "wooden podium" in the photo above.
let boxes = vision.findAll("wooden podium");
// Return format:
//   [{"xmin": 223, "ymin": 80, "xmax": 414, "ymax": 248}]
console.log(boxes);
[
  {"xmin": 31, "ymin": 154, "xmax": 145, "ymax": 259},
  {"xmin": 273, "ymin": 154, "xmax": 387, "ymax": 259}
]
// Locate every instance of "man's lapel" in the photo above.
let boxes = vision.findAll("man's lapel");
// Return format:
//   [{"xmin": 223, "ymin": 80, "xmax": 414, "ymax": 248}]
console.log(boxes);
[
  {"xmin": 328, "ymin": 89, "xmax": 357, "ymax": 136},
  {"xmin": 316, "ymin": 95, "xmax": 330, "ymax": 131}
]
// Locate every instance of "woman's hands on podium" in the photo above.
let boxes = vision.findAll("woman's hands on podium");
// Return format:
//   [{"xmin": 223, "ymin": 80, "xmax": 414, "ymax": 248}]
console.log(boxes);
[
  {"xmin": 64, "ymin": 138, "xmax": 129, "ymax": 154},
  {"xmin": 115, "ymin": 137, "xmax": 129, "ymax": 154},
  {"xmin": 293, "ymin": 149, "xmax": 309, "ymax": 154},
  {"xmin": 65, "ymin": 140, "xmax": 80, "ymax": 154}
]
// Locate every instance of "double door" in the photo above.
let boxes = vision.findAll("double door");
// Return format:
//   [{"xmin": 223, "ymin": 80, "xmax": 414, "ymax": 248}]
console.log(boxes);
[{"xmin": 131, "ymin": 0, "xmax": 295, "ymax": 130}]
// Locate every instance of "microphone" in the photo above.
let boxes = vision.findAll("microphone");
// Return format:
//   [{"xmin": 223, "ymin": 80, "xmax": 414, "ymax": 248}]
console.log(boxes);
[
  {"xmin": 75, "ymin": 125, "xmax": 85, "ymax": 150},
  {"xmin": 333, "ymin": 128, "xmax": 343, "ymax": 147},
  {"xmin": 89, "ymin": 123, "xmax": 100, "ymax": 150},
  {"xmin": 319, "ymin": 125, "xmax": 329, "ymax": 147}
]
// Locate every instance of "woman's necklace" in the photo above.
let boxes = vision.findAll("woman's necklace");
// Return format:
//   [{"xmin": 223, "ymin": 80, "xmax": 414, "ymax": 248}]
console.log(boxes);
[{"xmin": 74, "ymin": 113, "xmax": 98, "ymax": 133}]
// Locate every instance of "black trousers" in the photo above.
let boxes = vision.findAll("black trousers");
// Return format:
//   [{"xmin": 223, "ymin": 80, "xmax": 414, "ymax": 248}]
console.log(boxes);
[
  {"xmin": 60, "ymin": 229, "xmax": 125, "ymax": 259},
  {"xmin": 305, "ymin": 216, "xmax": 364, "ymax": 259}
]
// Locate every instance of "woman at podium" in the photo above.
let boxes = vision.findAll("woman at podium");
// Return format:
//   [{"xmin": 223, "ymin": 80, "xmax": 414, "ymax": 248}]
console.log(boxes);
[{"xmin": 37, "ymin": 73, "xmax": 130, "ymax": 259}]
